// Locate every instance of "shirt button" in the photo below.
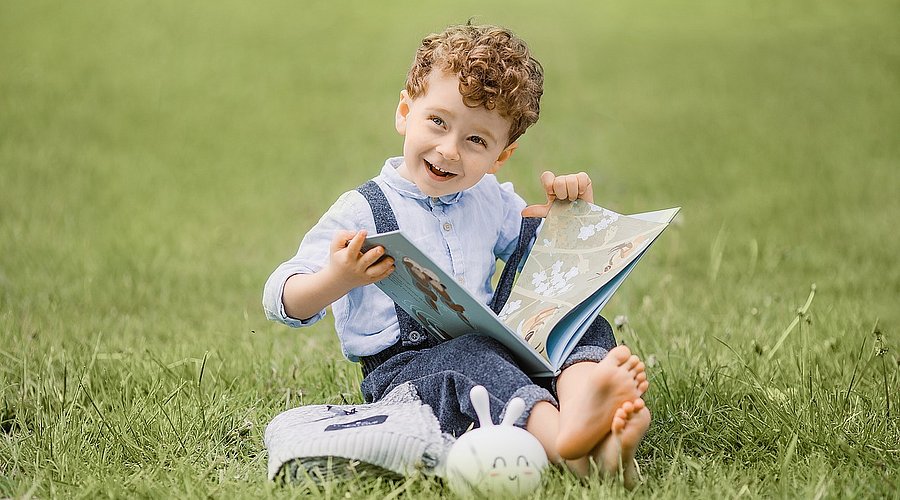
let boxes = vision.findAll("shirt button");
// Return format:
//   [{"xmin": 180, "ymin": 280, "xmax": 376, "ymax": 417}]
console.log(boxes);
[{"xmin": 442, "ymin": 222, "xmax": 452, "ymax": 231}]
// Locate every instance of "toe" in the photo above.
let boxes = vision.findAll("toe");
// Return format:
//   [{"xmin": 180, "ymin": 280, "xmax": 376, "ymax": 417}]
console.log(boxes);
[
  {"xmin": 612, "ymin": 409, "xmax": 626, "ymax": 432},
  {"xmin": 607, "ymin": 345, "xmax": 632, "ymax": 365},
  {"xmin": 624, "ymin": 354, "xmax": 640, "ymax": 370},
  {"xmin": 638, "ymin": 380, "xmax": 649, "ymax": 394}
]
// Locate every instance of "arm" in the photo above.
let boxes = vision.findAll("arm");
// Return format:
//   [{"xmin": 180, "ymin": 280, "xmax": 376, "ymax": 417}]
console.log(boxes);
[
  {"xmin": 282, "ymin": 229, "xmax": 395, "ymax": 321},
  {"xmin": 521, "ymin": 171, "xmax": 594, "ymax": 218}
]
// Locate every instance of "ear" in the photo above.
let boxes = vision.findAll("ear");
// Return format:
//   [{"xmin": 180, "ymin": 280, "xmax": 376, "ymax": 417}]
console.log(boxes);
[
  {"xmin": 395, "ymin": 90, "xmax": 411, "ymax": 136},
  {"xmin": 469, "ymin": 385, "xmax": 494, "ymax": 427},
  {"xmin": 500, "ymin": 398, "xmax": 525, "ymax": 426},
  {"xmin": 488, "ymin": 142, "xmax": 518, "ymax": 174}
]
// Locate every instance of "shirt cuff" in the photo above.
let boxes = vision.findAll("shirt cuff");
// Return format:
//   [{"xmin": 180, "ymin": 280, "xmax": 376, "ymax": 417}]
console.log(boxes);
[
  {"xmin": 269, "ymin": 303, "xmax": 326, "ymax": 328},
  {"xmin": 263, "ymin": 273, "xmax": 327, "ymax": 328}
]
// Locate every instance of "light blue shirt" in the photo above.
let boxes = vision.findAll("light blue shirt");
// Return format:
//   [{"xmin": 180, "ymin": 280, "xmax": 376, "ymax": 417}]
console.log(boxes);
[{"xmin": 263, "ymin": 157, "xmax": 529, "ymax": 361}]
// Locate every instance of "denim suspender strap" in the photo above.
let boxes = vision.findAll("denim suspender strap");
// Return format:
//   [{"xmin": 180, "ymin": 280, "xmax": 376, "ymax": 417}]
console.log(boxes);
[
  {"xmin": 489, "ymin": 215, "xmax": 617, "ymax": 351},
  {"xmin": 489, "ymin": 216, "xmax": 541, "ymax": 314},
  {"xmin": 356, "ymin": 181, "xmax": 437, "ymax": 376}
]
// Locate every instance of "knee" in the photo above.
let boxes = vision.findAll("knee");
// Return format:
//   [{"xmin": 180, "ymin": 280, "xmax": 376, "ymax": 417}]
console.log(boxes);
[{"xmin": 585, "ymin": 315, "xmax": 616, "ymax": 351}]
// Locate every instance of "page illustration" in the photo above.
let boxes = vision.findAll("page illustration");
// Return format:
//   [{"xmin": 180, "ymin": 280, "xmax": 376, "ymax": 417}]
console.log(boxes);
[{"xmin": 499, "ymin": 200, "xmax": 676, "ymax": 360}]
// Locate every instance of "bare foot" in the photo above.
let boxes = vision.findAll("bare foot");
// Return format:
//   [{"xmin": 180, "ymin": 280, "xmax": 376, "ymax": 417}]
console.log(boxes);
[
  {"xmin": 593, "ymin": 398, "xmax": 651, "ymax": 489},
  {"xmin": 555, "ymin": 345, "xmax": 643, "ymax": 459}
]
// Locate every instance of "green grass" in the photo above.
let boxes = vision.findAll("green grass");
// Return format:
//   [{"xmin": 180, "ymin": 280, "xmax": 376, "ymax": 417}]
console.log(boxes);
[{"xmin": 2, "ymin": 0, "xmax": 898, "ymax": 497}]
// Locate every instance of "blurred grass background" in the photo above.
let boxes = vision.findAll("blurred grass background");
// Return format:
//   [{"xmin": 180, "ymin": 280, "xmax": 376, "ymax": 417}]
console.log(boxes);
[{"xmin": 1, "ymin": 0, "xmax": 898, "ymax": 497}]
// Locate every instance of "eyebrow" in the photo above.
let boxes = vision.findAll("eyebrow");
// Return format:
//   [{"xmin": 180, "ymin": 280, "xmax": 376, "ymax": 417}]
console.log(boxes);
[{"xmin": 429, "ymin": 106, "xmax": 499, "ymax": 144}]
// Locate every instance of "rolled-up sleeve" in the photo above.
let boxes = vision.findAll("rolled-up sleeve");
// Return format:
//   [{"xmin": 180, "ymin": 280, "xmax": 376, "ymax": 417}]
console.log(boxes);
[
  {"xmin": 262, "ymin": 262, "xmax": 326, "ymax": 327},
  {"xmin": 262, "ymin": 191, "xmax": 368, "ymax": 328}
]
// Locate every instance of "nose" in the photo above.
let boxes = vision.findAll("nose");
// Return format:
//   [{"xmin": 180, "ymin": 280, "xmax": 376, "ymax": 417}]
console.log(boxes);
[{"xmin": 436, "ymin": 138, "xmax": 460, "ymax": 161}]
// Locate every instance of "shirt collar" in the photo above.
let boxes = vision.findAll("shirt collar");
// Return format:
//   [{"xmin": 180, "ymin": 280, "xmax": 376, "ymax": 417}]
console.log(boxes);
[{"xmin": 380, "ymin": 157, "xmax": 463, "ymax": 206}]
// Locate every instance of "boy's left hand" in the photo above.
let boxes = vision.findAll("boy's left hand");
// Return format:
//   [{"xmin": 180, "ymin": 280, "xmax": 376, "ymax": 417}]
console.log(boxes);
[{"xmin": 521, "ymin": 171, "xmax": 594, "ymax": 218}]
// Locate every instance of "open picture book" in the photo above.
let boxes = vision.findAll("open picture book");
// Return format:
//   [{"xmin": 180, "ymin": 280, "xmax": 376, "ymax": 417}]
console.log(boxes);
[{"xmin": 362, "ymin": 200, "xmax": 680, "ymax": 377}]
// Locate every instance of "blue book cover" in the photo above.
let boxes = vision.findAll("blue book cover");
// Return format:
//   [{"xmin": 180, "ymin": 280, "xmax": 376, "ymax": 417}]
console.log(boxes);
[{"xmin": 363, "ymin": 200, "xmax": 679, "ymax": 377}]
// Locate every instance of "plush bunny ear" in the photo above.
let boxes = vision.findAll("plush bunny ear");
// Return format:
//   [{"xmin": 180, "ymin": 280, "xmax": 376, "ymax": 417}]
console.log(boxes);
[
  {"xmin": 500, "ymin": 397, "xmax": 525, "ymax": 426},
  {"xmin": 469, "ymin": 386, "xmax": 494, "ymax": 427}
]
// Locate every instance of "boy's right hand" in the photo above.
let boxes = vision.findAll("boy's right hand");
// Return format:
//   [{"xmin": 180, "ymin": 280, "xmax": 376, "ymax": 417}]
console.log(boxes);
[
  {"xmin": 326, "ymin": 230, "xmax": 395, "ymax": 288},
  {"xmin": 281, "ymin": 230, "xmax": 393, "ymax": 321}
]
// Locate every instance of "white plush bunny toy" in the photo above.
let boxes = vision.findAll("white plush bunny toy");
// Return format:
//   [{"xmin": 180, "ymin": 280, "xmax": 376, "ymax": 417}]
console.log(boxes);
[{"xmin": 445, "ymin": 385, "xmax": 548, "ymax": 497}]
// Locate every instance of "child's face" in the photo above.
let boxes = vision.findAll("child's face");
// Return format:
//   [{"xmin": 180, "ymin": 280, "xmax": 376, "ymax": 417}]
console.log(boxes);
[{"xmin": 395, "ymin": 71, "xmax": 518, "ymax": 197}]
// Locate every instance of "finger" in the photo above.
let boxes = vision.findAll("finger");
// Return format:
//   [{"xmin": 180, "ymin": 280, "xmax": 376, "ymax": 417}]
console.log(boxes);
[
  {"xmin": 524, "ymin": 171, "xmax": 559, "ymax": 218},
  {"xmin": 330, "ymin": 230, "xmax": 356, "ymax": 253},
  {"xmin": 372, "ymin": 265, "xmax": 395, "ymax": 283},
  {"xmin": 521, "ymin": 203, "xmax": 551, "ymax": 218},
  {"xmin": 359, "ymin": 245, "xmax": 385, "ymax": 267},
  {"xmin": 539, "ymin": 171, "xmax": 556, "ymax": 195},
  {"xmin": 345, "ymin": 230, "xmax": 367, "ymax": 254},
  {"xmin": 553, "ymin": 175, "xmax": 569, "ymax": 200},
  {"xmin": 576, "ymin": 172, "xmax": 593, "ymax": 203},
  {"xmin": 565, "ymin": 175, "xmax": 579, "ymax": 201},
  {"xmin": 367, "ymin": 257, "xmax": 395, "ymax": 278}
]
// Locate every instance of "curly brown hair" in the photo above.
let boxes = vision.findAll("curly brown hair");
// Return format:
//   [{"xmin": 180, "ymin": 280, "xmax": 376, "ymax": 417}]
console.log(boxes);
[{"xmin": 405, "ymin": 24, "xmax": 544, "ymax": 145}]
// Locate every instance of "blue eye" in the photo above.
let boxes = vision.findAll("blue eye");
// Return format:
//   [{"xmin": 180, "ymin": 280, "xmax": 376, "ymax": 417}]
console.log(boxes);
[
  {"xmin": 430, "ymin": 116, "xmax": 444, "ymax": 126},
  {"xmin": 469, "ymin": 136, "xmax": 486, "ymax": 146}
]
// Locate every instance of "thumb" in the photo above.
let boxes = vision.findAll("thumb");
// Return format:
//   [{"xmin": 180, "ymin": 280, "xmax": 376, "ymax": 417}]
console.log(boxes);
[
  {"xmin": 521, "ymin": 191, "xmax": 556, "ymax": 218},
  {"xmin": 330, "ymin": 230, "xmax": 357, "ymax": 253},
  {"xmin": 521, "ymin": 202, "xmax": 552, "ymax": 218}
]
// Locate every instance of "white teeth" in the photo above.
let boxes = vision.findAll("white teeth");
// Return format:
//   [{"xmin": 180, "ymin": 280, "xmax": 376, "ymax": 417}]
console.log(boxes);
[{"xmin": 426, "ymin": 160, "xmax": 454, "ymax": 176}]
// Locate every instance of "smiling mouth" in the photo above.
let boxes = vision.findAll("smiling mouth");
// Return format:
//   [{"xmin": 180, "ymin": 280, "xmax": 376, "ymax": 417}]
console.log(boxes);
[{"xmin": 425, "ymin": 159, "xmax": 456, "ymax": 178}]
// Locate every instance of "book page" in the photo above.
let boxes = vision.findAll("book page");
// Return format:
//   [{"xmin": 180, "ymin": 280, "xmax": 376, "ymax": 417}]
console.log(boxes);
[{"xmin": 498, "ymin": 200, "xmax": 673, "ymax": 360}]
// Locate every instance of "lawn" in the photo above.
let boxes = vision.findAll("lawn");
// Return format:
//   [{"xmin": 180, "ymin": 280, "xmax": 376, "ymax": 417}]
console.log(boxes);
[{"xmin": 1, "ymin": 0, "xmax": 898, "ymax": 497}]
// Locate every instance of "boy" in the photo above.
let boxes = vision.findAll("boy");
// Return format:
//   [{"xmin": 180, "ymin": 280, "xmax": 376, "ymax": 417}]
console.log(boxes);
[{"xmin": 264, "ymin": 23, "xmax": 650, "ymax": 486}]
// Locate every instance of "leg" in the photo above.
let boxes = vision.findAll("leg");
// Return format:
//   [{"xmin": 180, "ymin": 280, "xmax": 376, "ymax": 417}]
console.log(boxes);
[
  {"xmin": 591, "ymin": 397, "xmax": 651, "ymax": 489},
  {"xmin": 555, "ymin": 345, "xmax": 646, "ymax": 459},
  {"xmin": 524, "ymin": 315, "xmax": 648, "ymax": 476},
  {"xmin": 362, "ymin": 335, "xmax": 590, "ymax": 473},
  {"xmin": 362, "ymin": 334, "xmax": 556, "ymax": 437},
  {"xmin": 524, "ymin": 399, "xmax": 603, "ymax": 476},
  {"xmin": 524, "ymin": 400, "xmax": 562, "ymax": 464}
]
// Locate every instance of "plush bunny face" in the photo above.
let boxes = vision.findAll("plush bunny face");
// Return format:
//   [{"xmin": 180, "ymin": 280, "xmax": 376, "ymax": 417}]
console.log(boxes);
[
  {"xmin": 445, "ymin": 386, "xmax": 548, "ymax": 497},
  {"xmin": 446, "ymin": 425, "xmax": 547, "ymax": 496}
]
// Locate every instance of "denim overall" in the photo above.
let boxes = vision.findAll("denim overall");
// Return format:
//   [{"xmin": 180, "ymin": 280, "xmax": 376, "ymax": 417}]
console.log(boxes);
[{"xmin": 355, "ymin": 181, "xmax": 616, "ymax": 435}]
